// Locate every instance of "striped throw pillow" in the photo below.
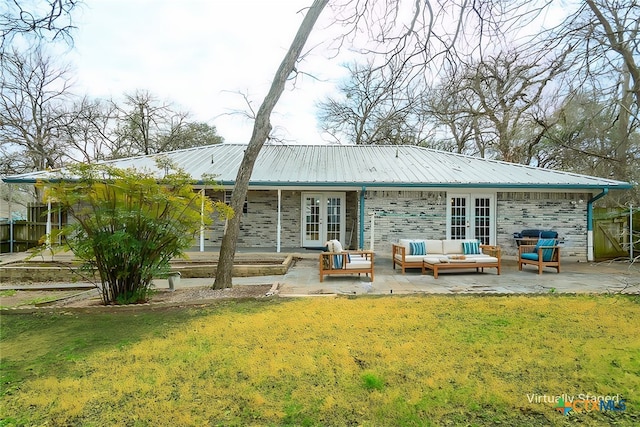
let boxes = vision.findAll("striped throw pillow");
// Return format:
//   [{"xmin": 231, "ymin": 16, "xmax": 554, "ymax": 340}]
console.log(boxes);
[
  {"xmin": 409, "ymin": 241, "xmax": 426, "ymax": 255},
  {"xmin": 462, "ymin": 241, "xmax": 481, "ymax": 255}
]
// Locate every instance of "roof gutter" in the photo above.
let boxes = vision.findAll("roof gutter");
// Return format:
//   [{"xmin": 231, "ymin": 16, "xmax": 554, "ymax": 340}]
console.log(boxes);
[{"xmin": 587, "ymin": 188, "xmax": 608, "ymax": 261}]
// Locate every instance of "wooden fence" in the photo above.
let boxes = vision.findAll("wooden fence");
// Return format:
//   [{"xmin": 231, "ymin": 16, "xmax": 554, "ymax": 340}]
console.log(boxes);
[
  {"xmin": 0, "ymin": 204, "xmax": 67, "ymax": 253},
  {"xmin": 593, "ymin": 206, "xmax": 639, "ymax": 260}
]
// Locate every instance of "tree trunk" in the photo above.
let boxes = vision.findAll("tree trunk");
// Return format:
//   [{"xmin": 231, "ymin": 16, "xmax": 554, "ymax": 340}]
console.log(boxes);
[{"xmin": 213, "ymin": 0, "xmax": 328, "ymax": 289}]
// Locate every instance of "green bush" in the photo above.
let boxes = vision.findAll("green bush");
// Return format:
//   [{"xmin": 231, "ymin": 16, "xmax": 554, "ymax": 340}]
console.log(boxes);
[{"xmin": 39, "ymin": 160, "xmax": 231, "ymax": 304}]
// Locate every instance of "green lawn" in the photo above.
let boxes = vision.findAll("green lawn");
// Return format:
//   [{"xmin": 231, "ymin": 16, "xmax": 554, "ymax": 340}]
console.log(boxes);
[{"xmin": 1, "ymin": 295, "xmax": 639, "ymax": 426}]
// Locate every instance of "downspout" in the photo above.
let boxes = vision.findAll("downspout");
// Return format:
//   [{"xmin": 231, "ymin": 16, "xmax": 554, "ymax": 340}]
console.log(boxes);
[
  {"xmin": 359, "ymin": 186, "xmax": 366, "ymax": 250},
  {"xmin": 8, "ymin": 184, "xmax": 13, "ymax": 253},
  {"xmin": 587, "ymin": 188, "xmax": 608, "ymax": 262}
]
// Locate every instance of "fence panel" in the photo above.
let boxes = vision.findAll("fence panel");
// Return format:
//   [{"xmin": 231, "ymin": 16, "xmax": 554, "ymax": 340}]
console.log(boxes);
[
  {"xmin": 593, "ymin": 207, "xmax": 638, "ymax": 260},
  {"xmin": 0, "ymin": 203, "xmax": 67, "ymax": 253}
]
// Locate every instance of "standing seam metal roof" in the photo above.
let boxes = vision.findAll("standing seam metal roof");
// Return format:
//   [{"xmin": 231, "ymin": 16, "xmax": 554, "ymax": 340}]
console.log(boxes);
[{"xmin": 2, "ymin": 143, "xmax": 633, "ymax": 190}]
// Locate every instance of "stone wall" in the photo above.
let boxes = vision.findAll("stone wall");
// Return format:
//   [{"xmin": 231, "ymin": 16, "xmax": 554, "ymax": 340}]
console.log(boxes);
[
  {"xmin": 362, "ymin": 190, "xmax": 590, "ymax": 259},
  {"xmin": 203, "ymin": 189, "xmax": 591, "ymax": 260},
  {"xmin": 203, "ymin": 190, "xmax": 301, "ymax": 249},
  {"xmin": 362, "ymin": 190, "xmax": 447, "ymax": 254},
  {"xmin": 497, "ymin": 192, "xmax": 591, "ymax": 258}
]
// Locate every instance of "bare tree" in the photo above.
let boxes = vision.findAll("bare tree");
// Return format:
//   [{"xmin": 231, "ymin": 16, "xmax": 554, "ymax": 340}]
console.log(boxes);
[
  {"xmin": 110, "ymin": 90, "xmax": 223, "ymax": 158},
  {"xmin": 0, "ymin": 0, "xmax": 79, "ymax": 51},
  {"xmin": 317, "ymin": 60, "xmax": 427, "ymax": 145},
  {"xmin": 213, "ymin": 0, "xmax": 329, "ymax": 289},
  {"xmin": 59, "ymin": 96, "xmax": 118, "ymax": 163},
  {"xmin": 543, "ymin": 0, "xmax": 639, "ymax": 187},
  {"xmin": 0, "ymin": 46, "xmax": 74, "ymax": 174},
  {"xmin": 582, "ymin": 0, "xmax": 639, "ymax": 186},
  {"xmin": 538, "ymin": 91, "xmax": 639, "ymax": 204},
  {"xmin": 425, "ymin": 49, "xmax": 570, "ymax": 163},
  {"xmin": 583, "ymin": 0, "xmax": 640, "ymax": 108},
  {"xmin": 423, "ymin": 69, "xmax": 484, "ymax": 155}
]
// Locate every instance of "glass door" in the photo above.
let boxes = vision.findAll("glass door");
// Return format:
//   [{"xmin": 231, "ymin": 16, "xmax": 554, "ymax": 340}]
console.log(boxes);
[
  {"xmin": 447, "ymin": 193, "xmax": 495, "ymax": 244},
  {"xmin": 302, "ymin": 192, "xmax": 345, "ymax": 247}
]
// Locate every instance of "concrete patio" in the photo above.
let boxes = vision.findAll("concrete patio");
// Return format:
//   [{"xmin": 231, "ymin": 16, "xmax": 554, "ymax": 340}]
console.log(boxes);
[
  {"xmin": 149, "ymin": 252, "xmax": 638, "ymax": 296},
  {"xmin": 276, "ymin": 253, "xmax": 639, "ymax": 296},
  {"xmin": 1, "ymin": 250, "xmax": 638, "ymax": 295}
]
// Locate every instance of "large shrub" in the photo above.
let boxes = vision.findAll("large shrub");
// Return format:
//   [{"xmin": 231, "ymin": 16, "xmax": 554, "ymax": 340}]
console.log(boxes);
[{"xmin": 40, "ymin": 161, "xmax": 231, "ymax": 304}]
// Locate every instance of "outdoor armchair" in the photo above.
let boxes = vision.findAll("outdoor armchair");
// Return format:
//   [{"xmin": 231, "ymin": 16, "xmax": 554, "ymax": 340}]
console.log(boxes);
[
  {"xmin": 518, "ymin": 238, "xmax": 561, "ymax": 274},
  {"xmin": 319, "ymin": 240, "xmax": 374, "ymax": 282}
]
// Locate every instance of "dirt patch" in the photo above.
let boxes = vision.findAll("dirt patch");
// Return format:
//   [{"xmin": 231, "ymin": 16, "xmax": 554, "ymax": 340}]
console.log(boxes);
[{"xmin": 0, "ymin": 285, "xmax": 275, "ymax": 310}]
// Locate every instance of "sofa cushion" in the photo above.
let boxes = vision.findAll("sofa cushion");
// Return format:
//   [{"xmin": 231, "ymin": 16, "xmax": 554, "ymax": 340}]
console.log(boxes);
[
  {"xmin": 398, "ymin": 239, "xmax": 414, "ymax": 249},
  {"xmin": 345, "ymin": 260, "xmax": 371, "ymax": 269},
  {"xmin": 409, "ymin": 241, "xmax": 426, "ymax": 255},
  {"xmin": 462, "ymin": 240, "xmax": 481, "ymax": 255},
  {"xmin": 395, "ymin": 254, "xmax": 426, "ymax": 263},
  {"xmin": 442, "ymin": 240, "xmax": 464, "ymax": 254},
  {"xmin": 425, "ymin": 240, "xmax": 444, "ymax": 254},
  {"xmin": 520, "ymin": 253, "xmax": 540, "ymax": 261}
]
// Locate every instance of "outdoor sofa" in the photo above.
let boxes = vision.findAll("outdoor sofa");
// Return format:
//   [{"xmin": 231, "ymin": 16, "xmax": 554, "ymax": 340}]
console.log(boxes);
[
  {"xmin": 319, "ymin": 240, "xmax": 374, "ymax": 282},
  {"xmin": 392, "ymin": 239, "xmax": 501, "ymax": 278}
]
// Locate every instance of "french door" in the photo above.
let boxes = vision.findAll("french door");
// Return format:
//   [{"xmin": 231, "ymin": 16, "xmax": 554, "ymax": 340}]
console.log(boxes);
[
  {"xmin": 301, "ymin": 192, "xmax": 345, "ymax": 247},
  {"xmin": 447, "ymin": 193, "xmax": 495, "ymax": 245}
]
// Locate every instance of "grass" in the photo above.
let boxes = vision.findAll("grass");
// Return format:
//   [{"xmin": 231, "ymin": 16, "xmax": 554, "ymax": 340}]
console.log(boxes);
[{"xmin": 1, "ymin": 295, "xmax": 639, "ymax": 426}]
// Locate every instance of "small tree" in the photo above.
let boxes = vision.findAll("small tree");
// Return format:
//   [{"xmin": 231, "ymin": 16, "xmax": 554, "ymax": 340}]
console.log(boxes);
[{"xmin": 40, "ymin": 161, "xmax": 231, "ymax": 304}]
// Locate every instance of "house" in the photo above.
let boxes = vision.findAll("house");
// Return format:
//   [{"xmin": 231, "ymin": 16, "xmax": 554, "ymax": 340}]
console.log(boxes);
[{"xmin": 2, "ymin": 143, "xmax": 632, "ymax": 261}]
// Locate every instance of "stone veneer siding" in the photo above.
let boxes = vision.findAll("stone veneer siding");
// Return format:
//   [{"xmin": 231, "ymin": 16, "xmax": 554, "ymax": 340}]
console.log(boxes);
[
  {"xmin": 202, "ymin": 189, "xmax": 591, "ymax": 259},
  {"xmin": 202, "ymin": 190, "xmax": 359, "ymax": 249},
  {"xmin": 362, "ymin": 190, "xmax": 591, "ymax": 259},
  {"xmin": 361, "ymin": 190, "xmax": 447, "ymax": 254},
  {"xmin": 203, "ymin": 190, "xmax": 302, "ymax": 249},
  {"xmin": 497, "ymin": 192, "xmax": 591, "ymax": 258}
]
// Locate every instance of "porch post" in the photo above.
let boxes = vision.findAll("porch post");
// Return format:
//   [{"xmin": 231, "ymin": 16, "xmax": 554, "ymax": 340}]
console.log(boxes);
[
  {"xmin": 46, "ymin": 197, "xmax": 52, "ymax": 250},
  {"xmin": 199, "ymin": 189, "xmax": 205, "ymax": 252},
  {"xmin": 359, "ymin": 186, "xmax": 366, "ymax": 250},
  {"xmin": 277, "ymin": 189, "xmax": 281, "ymax": 253},
  {"xmin": 630, "ymin": 204, "xmax": 634, "ymax": 261}
]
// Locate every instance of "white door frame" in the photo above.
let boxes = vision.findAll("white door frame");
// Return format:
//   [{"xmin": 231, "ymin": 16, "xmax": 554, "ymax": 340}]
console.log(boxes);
[
  {"xmin": 301, "ymin": 192, "xmax": 346, "ymax": 247},
  {"xmin": 446, "ymin": 193, "xmax": 496, "ymax": 245}
]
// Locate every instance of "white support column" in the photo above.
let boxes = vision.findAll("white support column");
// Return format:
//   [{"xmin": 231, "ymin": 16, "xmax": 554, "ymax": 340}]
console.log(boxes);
[
  {"xmin": 630, "ymin": 204, "xmax": 634, "ymax": 261},
  {"xmin": 199, "ymin": 189, "xmax": 205, "ymax": 252},
  {"xmin": 277, "ymin": 189, "xmax": 282, "ymax": 253},
  {"xmin": 46, "ymin": 197, "xmax": 52, "ymax": 249}
]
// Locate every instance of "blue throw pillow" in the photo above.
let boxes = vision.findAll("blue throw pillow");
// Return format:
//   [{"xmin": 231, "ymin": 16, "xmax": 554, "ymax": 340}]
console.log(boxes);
[
  {"xmin": 409, "ymin": 241, "xmax": 426, "ymax": 255},
  {"xmin": 463, "ymin": 241, "xmax": 481, "ymax": 255}
]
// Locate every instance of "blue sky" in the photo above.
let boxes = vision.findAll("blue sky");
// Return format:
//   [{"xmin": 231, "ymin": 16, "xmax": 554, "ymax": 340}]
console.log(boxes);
[{"xmin": 67, "ymin": 0, "xmax": 349, "ymax": 144}]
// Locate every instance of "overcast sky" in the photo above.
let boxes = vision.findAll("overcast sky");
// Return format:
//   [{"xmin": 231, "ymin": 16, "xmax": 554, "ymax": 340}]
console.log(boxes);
[{"xmin": 67, "ymin": 0, "xmax": 350, "ymax": 144}]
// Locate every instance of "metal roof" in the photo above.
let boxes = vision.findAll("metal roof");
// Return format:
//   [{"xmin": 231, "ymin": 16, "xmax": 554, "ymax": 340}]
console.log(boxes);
[{"xmin": 2, "ymin": 143, "xmax": 633, "ymax": 190}]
